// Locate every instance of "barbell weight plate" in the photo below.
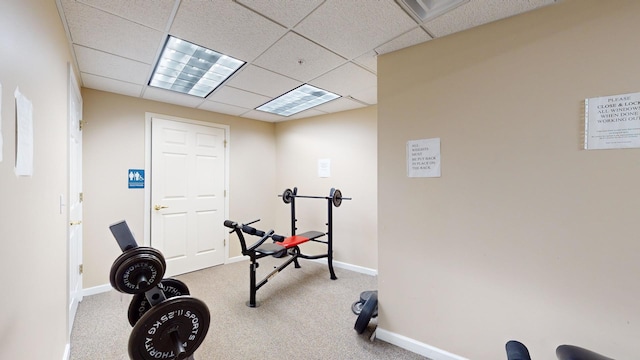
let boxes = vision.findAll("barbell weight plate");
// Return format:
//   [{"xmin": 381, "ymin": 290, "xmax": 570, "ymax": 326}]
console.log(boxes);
[
  {"xmin": 127, "ymin": 278, "xmax": 191, "ymax": 326},
  {"xmin": 332, "ymin": 189, "xmax": 342, "ymax": 207},
  {"xmin": 110, "ymin": 247, "xmax": 166, "ymax": 294},
  {"xmin": 359, "ymin": 290, "xmax": 377, "ymax": 303},
  {"xmin": 129, "ymin": 296, "xmax": 210, "ymax": 360},
  {"xmin": 282, "ymin": 188, "xmax": 293, "ymax": 204},
  {"xmin": 351, "ymin": 301, "xmax": 363, "ymax": 315},
  {"xmin": 354, "ymin": 291, "xmax": 378, "ymax": 334}
]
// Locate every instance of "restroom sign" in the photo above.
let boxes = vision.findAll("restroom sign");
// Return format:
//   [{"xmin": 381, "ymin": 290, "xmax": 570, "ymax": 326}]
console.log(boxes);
[{"xmin": 128, "ymin": 169, "xmax": 145, "ymax": 189}]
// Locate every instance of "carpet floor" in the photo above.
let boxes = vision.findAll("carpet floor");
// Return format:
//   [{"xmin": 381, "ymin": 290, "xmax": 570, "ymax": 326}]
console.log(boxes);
[{"xmin": 70, "ymin": 257, "xmax": 427, "ymax": 359}]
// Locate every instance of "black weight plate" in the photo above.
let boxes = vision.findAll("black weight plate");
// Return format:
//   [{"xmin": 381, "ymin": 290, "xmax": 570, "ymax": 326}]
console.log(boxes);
[
  {"xmin": 351, "ymin": 300, "xmax": 378, "ymax": 317},
  {"xmin": 129, "ymin": 296, "xmax": 210, "ymax": 360},
  {"xmin": 332, "ymin": 189, "xmax": 342, "ymax": 207},
  {"xmin": 354, "ymin": 291, "xmax": 378, "ymax": 334},
  {"xmin": 110, "ymin": 247, "xmax": 166, "ymax": 294},
  {"xmin": 128, "ymin": 278, "xmax": 191, "ymax": 326},
  {"xmin": 359, "ymin": 290, "xmax": 377, "ymax": 303},
  {"xmin": 282, "ymin": 188, "xmax": 293, "ymax": 204},
  {"xmin": 351, "ymin": 301, "xmax": 363, "ymax": 315}
]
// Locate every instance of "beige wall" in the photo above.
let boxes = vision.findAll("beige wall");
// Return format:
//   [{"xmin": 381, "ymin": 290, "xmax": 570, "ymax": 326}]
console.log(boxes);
[
  {"xmin": 82, "ymin": 89, "xmax": 278, "ymax": 288},
  {"xmin": 0, "ymin": 0, "xmax": 75, "ymax": 359},
  {"xmin": 378, "ymin": 1, "xmax": 640, "ymax": 358},
  {"xmin": 275, "ymin": 106, "xmax": 378, "ymax": 270}
]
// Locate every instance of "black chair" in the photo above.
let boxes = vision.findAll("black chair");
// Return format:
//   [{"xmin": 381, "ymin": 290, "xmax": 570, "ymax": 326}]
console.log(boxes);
[
  {"xmin": 506, "ymin": 341, "xmax": 613, "ymax": 360},
  {"xmin": 506, "ymin": 340, "xmax": 532, "ymax": 360},
  {"xmin": 556, "ymin": 345, "xmax": 614, "ymax": 360}
]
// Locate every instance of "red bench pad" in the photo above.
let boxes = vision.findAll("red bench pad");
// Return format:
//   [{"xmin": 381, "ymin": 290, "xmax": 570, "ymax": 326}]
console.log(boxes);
[{"xmin": 280, "ymin": 231, "xmax": 325, "ymax": 249}]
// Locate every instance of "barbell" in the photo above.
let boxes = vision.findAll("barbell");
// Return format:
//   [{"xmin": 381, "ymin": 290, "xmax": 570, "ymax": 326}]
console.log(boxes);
[{"xmin": 278, "ymin": 187, "xmax": 352, "ymax": 207}]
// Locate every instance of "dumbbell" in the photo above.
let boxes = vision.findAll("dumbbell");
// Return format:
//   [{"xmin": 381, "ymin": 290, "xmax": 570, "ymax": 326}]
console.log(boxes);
[
  {"xmin": 279, "ymin": 187, "xmax": 352, "ymax": 207},
  {"xmin": 354, "ymin": 290, "xmax": 378, "ymax": 334}
]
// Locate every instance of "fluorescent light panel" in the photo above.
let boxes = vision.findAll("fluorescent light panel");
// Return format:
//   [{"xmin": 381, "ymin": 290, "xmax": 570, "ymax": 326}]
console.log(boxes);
[
  {"xmin": 256, "ymin": 84, "xmax": 340, "ymax": 117},
  {"xmin": 398, "ymin": 0, "xmax": 469, "ymax": 22},
  {"xmin": 149, "ymin": 36, "xmax": 245, "ymax": 97}
]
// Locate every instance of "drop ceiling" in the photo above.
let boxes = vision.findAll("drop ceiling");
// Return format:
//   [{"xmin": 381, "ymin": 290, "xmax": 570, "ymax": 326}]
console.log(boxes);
[{"xmin": 56, "ymin": 0, "xmax": 557, "ymax": 122}]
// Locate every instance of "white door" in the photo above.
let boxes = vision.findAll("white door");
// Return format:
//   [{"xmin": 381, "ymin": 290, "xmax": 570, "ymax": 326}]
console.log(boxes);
[
  {"xmin": 68, "ymin": 66, "xmax": 83, "ymax": 336},
  {"xmin": 151, "ymin": 117, "xmax": 226, "ymax": 276}
]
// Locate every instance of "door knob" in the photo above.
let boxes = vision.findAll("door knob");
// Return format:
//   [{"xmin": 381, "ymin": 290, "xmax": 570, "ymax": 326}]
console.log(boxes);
[{"xmin": 154, "ymin": 205, "xmax": 169, "ymax": 211}]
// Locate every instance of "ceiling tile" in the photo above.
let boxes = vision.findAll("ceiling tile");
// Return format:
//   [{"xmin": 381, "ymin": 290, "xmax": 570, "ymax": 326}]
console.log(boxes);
[
  {"xmin": 375, "ymin": 27, "xmax": 432, "ymax": 55},
  {"xmin": 81, "ymin": 73, "xmax": 144, "ymax": 97},
  {"xmin": 207, "ymin": 86, "xmax": 271, "ymax": 109},
  {"xmin": 309, "ymin": 63, "xmax": 376, "ymax": 97},
  {"xmin": 294, "ymin": 0, "xmax": 417, "ymax": 59},
  {"xmin": 241, "ymin": 110, "xmax": 286, "ymax": 123},
  {"xmin": 170, "ymin": 1, "xmax": 287, "ymax": 62},
  {"xmin": 313, "ymin": 97, "xmax": 367, "ymax": 113},
  {"xmin": 253, "ymin": 32, "xmax": 346, "ymax": 82},
  {"xmin": 198, "ymin": 101, "xmax": 250, "ymax": 117},
  {"xmin": 350, "ymin": 87, "xmax": 377, "ymax": 105},
  {"xmin": 353, "ymin": 51, "xmax": 378, "ymax": 73},
  {"xmin": 424, "ymin": 0, "xmax": 557, "ymax": 37},
  {"xmin": 226, "ymin": 65, "xmax": 302, "ymax": 98},
  {"xmin": 236, "ymin": 0, "xmax": 323, "ymax": 28},
  {"xmin": 143, "ymin": 87, "xmax": 206, "ymax": 108},
  {"xmin": 61, "ymin": 0, "xmax": 164, "ymax": 63},
  {"xmin": 74, "ymin": 45, "xmax": 150, "ymax": 84},
  {"xmin": 76, "ymin": 0, "xmax": 176, "ymax": 31}
]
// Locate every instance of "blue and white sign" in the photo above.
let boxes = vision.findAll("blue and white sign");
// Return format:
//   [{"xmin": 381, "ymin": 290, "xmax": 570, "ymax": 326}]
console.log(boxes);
[{"xmin": 128, "ymin": 169, "xmax": 145, "ymax": 189}]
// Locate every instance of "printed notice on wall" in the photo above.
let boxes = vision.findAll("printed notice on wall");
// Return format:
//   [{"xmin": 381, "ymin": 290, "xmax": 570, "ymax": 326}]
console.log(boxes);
[
  {"xmin": 407, "ymin": 138, "xmax": 440, "ymax": 178},
  {"xmin": 318, "ymin": 158, "xmax": 331, "ymax": 178},
  {"xmin": 585, "ymin": 91, "xmax": 640, "ymax": 150},
  {"xmin": 0, "ymin": 82, "xmax": 3, "ymax": 162},
  {"xmin": 14, "ymin": 87, "xmax": 33, "ymax": 176}
]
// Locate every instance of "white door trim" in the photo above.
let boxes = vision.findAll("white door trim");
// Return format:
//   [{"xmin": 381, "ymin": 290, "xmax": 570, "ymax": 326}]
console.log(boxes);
[
  {"xmin": 67, "ymin": 63, "xmax": 83, "ymax": 341},
  {"xmin": 144, "ymin": 112, "xmax": 230, "ymax": 263}
]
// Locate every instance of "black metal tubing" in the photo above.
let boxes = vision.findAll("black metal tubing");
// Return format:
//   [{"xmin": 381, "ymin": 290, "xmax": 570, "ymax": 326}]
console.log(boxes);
[
  {"xmin": 226, "ymin": 220, "xmax": 302, "ymax": 307},
  {"xmin": 285, "ymin": 187, "xmax": 337, "ymax": 280}
]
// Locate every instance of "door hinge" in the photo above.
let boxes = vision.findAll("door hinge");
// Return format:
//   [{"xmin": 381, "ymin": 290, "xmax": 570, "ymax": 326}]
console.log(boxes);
[
  {"xmin": 224, "ymin": 190, "xmax": 227, "ymax": 197},
  {"xmin": 224, "ymin": 239, "xmax": 226, "ymax": 246},
  {"xmin": 79, "ymin": 192, "xmax": 84, "ymax": 202},
  {"xmin": 79, "ymin": 264, "xmax": 83, "ymax": 274},
  {"xmin": 224, "ymin": 139, "xmax": 227, "ymax": 148},
  {"xmin": 79, "ymin": 120, "xmax": 84, "ymax": 131}
]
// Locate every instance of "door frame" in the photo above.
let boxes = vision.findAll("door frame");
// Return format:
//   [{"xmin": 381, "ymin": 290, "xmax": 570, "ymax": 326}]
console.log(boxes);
[
  {"xmin": 144, "ymin": 112, "xmax": 230, "ymax": 263},
  {"xmin": 67, "ymin": 63, "xmax": 83, "ymax": 337}
]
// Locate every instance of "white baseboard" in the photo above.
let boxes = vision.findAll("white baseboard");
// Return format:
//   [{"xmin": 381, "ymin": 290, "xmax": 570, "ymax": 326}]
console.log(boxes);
[
  {"xmin": 332, "ymin": 259, "xmax": 378, "ymax": 276},
  {"xmin": 62, "ymin": 343, "xmax": 70, "ymax": 360},
  {"xmin": 83, "ymin": 283, "xmax": 112, "ymax": 297},
  {"xmin": 226, "ymin": 255, "xmax": 377, "ymax": 276},
  {"xmin": 310, "ymin": 258, "xmax": 378, "ymax": 276},
  {"xmin": 226, "ymin": 255, "xmax": 247, "ymax": 264},
  {"xmin": 376, "ymin": 328, "xmax": 468, "ymax": 360}
]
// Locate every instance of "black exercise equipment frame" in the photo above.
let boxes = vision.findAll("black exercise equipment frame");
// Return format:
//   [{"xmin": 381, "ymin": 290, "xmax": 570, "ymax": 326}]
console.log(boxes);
[
  {"xmin": 285, "ymin": 187, "xmax": 340, "ymax": 280},
  {"xmin": 225, "ymin": 187, "xmax": 345, "ymax": 307},
  {"xmin": 225, "ymin": 220, "xmax": 304, "ymax": 307}
]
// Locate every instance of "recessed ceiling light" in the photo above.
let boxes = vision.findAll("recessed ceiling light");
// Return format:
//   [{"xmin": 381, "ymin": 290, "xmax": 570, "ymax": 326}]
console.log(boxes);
[
  {"xmin": 148, "ymin": 36, "xmax": 245, "ymax": 97},
  {"xmin": 397, "ymin": 0, "xmax": 469, "ymax": 22},
  {"xmin": 256, "ymin": 84, "xmax": 340, "ymax": 117}
]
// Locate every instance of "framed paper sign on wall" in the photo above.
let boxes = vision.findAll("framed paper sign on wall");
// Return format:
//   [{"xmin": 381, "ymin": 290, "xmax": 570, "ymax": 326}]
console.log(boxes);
[
  {"xmin": 585, "ymin": 91, "xmax": 640, "ymax": 150},
  {"xmin": 407, "ymin": 138, "xmax": 441, "ymax": 178}
]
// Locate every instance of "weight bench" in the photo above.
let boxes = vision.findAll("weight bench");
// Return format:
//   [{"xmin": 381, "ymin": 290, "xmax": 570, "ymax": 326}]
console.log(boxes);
[{"xmin": 224, "ymin": 220, "xmax": 330, "ymax": 307}]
